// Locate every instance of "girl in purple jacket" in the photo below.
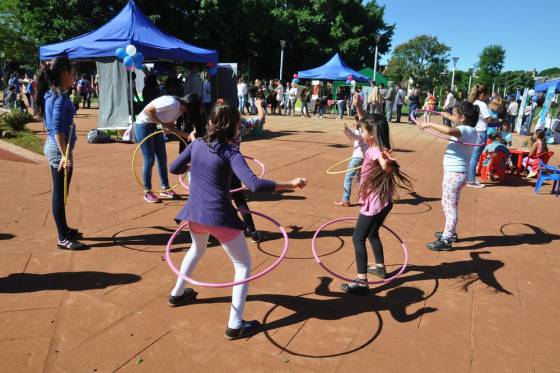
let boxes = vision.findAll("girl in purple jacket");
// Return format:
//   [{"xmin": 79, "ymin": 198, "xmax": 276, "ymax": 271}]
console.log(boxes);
[{"xmin": 168, "ymin": 100, "xmax": 307, "ymax": 340}]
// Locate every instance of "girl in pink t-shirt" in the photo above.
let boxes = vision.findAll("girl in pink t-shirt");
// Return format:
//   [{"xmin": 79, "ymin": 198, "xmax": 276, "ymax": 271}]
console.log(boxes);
[{"xmin": 341, "ymin": 114, "xmax": 413, "ymax": 294}]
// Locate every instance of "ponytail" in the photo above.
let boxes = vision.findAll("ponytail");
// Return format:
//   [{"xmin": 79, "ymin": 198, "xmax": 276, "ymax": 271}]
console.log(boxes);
[
  {"xmin": 468, "ymin": 84, "xmax": 488, "ymax": 103},
  {"xmin": 35, "ymin": 56, "xmax": 73, "ymax": 117}
]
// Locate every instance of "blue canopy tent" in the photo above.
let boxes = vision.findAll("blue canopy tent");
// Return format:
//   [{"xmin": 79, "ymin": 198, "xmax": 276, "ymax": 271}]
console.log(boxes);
[
  {"xmin": 39, "ymin": 0, "xmax": 218, "ymax": 129},
  {"xmin": 534, "ymin": 78, "xmax": 560, "ymax": 93},
  {"xmin": 297, "ymin": 53, "xmax": 370, "ymax": 82}
]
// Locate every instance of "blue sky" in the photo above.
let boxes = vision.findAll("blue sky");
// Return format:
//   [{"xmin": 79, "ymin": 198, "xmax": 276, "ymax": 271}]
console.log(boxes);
[{"xmin": 376, "ymin": 0, "xmax": 559, "ymax": 72}]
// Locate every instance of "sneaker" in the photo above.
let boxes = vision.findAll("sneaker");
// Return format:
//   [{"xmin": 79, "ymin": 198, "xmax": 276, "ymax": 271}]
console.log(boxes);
[
  {"xmin": 144, "ymin": 192, "xmax": 160, "ymax": 203},
  {"xmin": 225, "ymin": 320, "xmax": 262, "ymax": 340},
  {"xmin": 334, "ymin": 201, "xmax": 350, "ymax": 207},
  {"xmin": 160, "ymin": 190, "xmax": 178, "ymax": 199},
  {"xmin": 66, "ymin": 227, "xmax": 83, "ymax": 239},
  {"xmin": 367, "ymin": 266, "xmax": 388, "ymax": 279},
  {"xmin": 467, "ymin": 181, "xmax": 485, "ymax": 188},
  {"xmin": 426, "ymin": 238, "xmax": 452, "ymax": 251},
  {"xmin": 526, "ymin": 171, "xmax": 538, "ymax": 178},
  {"xmin": 434, "ymin": 232, "xmax": 458, "ymax": 242},
  {"xmin": 167, "ymin": 288, "xmax": 196, "ymax": 307},
  {"xmin": 249, "ymin": 230, "xmax": 263, "ymax": 243},
  {"xmin": 340, "ymin": 279, "xmax": 369, "ymax": 294},
  {"xmin": 57, "ymin": 238, "xmax": 88, "ymax": 251}
]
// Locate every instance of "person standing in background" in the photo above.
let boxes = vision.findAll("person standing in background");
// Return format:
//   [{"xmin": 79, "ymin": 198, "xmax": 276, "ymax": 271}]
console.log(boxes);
[
  {"xmin": 384, "ymin": 82, "xmax": 395, "ymax": 122},
  {"xmin": 395, "ymin": 84, "xmax": 404, "ymax": 123},
  {"xmin": 507, "ymin": 98, "xmax": 519, "ymax": 131}
]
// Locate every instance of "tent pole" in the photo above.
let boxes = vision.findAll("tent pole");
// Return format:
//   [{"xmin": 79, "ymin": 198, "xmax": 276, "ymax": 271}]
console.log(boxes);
[{"xmin": 128, "ymin": 69, "xmax": 134, "ymax": 125}]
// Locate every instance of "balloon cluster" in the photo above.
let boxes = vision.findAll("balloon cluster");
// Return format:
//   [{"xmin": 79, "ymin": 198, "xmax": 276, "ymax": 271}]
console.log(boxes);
[
  {"xmin": 345, "ymin": 75, "xmax": 353, "ymax": 85},
  {"xmin": 115, "ymin": 45, "xmax": 144, "ymax": 71},
  {"xmin": 292, "ymin": 73, "xmax": 300, "ymax": 84},
  {"xmin": 207, "ymin": 62, "xmax": 218, "ymax": 77}
]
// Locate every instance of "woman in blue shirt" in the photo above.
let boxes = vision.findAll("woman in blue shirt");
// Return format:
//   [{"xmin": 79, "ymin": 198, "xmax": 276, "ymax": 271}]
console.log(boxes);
[{"xmin": 36, "ymin": 57, "xmax": 86, "ymax": 250}]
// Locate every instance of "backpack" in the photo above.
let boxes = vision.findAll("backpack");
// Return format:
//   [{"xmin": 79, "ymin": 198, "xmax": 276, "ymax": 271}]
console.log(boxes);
[{"xmin": 86, "ymin": 129, "xmax": 111, "ymax": 144}]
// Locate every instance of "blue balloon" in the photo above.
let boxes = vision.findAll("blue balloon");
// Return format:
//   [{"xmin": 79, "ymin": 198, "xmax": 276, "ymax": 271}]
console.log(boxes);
[
  {"xmin": 123, "ymin": 56, "xmax": 134, "ymax": 67},
  {"xmin": 133, "ymin": 52, "xmax": 144, "ymax": 63},
  {"xmin": 208, "ymin": 66, "xmax": 218, "ymax": 76},
  {"xmin": 135, "ymin": 62, "xmax": 143, "ymax": 70},
  {"xmin": 116, "ymin": 47, "xmax": 127, "ymax": 59}
]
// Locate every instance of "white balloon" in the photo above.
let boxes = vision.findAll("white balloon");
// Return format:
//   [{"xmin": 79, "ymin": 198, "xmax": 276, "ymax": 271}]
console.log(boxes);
[
  {"xmin": 126, "ymin": 45, "xmax": 137, "ymax": 56},
  {"xmin": 528, "ymin": 89, "xmax": 535, "ymax": 96}
]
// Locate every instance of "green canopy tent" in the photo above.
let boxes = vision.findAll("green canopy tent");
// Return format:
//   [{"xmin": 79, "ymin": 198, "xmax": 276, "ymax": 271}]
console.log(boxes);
[{"xmin": 332, "ymin": 68, "xmax": 387, "ymax": 99}]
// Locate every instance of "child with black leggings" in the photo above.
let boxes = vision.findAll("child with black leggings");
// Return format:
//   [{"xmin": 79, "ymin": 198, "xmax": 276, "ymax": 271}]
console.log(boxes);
[{"xmin": 341, "ymin": 115, "xmax": 413, "ymax": 294}]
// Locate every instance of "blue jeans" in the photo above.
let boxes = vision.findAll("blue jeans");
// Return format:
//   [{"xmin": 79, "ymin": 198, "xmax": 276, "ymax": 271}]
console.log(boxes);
[
  {"xmin": 249, "ymin": 97, "xmax": 256, "ymax": 114},
  {"xmin": 467, "ymin": 131, "xmax": 487, "ymax": 183},
  {"xmin": 337, "ymin": 100, "xmax": 345, "ymax": 119},
  {"xmin": 134, "ymin": 123, "xmax": 170, "ymax": 191},
  {"xmin": 238, "ymin": 95, "xmax": 246, "ymax": 114},
  {"xmin": 385, "ymin": 100, "xmax": 393, "ymax": 121},
  {"xmin": 342, "ymin": 157, "xmax": 363, "ymax": 202}
]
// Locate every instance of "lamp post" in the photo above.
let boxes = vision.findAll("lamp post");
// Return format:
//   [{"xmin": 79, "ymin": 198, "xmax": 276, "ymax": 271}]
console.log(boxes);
[
  {"xmin": 468, "ymin": 68, "xmax": 477, "ymax": 93},
  {"xmin": 440, "ymin": 69, "xmax": 448, "ymax": 106},
  {"xmin": 279, "ymin": 40, "xmax": 286, "ymax": 80},
  {"xmin": 373, "ymin": 33, "xmax": 381, "ymax": 83},
  {"xmin": 451, "ymin": 57, "xmax": 459, "ymax": 92}
]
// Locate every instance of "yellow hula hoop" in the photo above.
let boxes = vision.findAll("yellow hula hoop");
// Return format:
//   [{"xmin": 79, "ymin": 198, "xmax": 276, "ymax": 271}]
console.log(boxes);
[
  {"xmin": 63, "ymin": 123, "xmax": 74, "ymax": 205},
  {"xmin": 326, "ymin": 156, "xmax": 363, "ymax": 175},
  {"xmin": 132, "ymin": 130, "xmax": 188, "ymax": 193}
]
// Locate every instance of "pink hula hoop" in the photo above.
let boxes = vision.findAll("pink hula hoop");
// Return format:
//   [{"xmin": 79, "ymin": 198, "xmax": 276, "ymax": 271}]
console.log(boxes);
[
  {"xmin": 165, "ymin": 209, "xmax": 289, "ymax": 288},
  {"xmin": 311, "ymin": 217, "xmax": 408, "ymax": 285},
  {"xmin": 179, "ymin": 156, "xmax": 266, "ymax": 193},
  {"xmin": 411, "ymin": 109, "xmax": 484, "ymax": 147}
]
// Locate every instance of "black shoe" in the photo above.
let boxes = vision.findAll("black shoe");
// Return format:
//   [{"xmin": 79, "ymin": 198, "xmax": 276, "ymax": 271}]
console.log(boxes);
[
  {"xmin": 57, "ymin": 238, "xmax": 88, "ymax": 251},
  {"xmin": 66, "ymin": 227, "xmax": 83, "ymax": 239},
  {"xmin": 225, "ymin": 320, "xmax": 262, "ymax": 340},
  {"xmin": 426, "ymin": 238, "xmax": 452, "ymax": 251},
  {"xmin": 367, "ymin": 266, "xmax": 388, "ymax": 279},
  {"xmin": 340, "ymin": 279, "xmax": 369, "ymax": 294},
  {"xmin": 434, "ymin": 232, "xmax": 458, "ymax": 242},
  {"xmin": 167, "ymin": 288, "xmax": 196, "ymax": 307},
  {"xmin": 249, "ymin": 230, "xmax": 262, "ymax": 243}
]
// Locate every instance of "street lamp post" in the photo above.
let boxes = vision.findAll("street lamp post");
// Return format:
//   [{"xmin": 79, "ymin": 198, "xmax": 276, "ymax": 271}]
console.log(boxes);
[
  {"xmin": 467, "ymin": 68, "xmax": 477, "ymax": 93},
  {"xmin": 451, "ymin": 57, "xmax": 459, "ymax": 92},
  {"xmin": 440, "ymin": 69, "xmax": 448, "ymax": 106},
  {"xmin": 279, "ymin": 40, "xmax": 286, "ymax": 80},
  {"xmin": 373, "ymin": 33, "xmax": 381, "ymax": 83}
]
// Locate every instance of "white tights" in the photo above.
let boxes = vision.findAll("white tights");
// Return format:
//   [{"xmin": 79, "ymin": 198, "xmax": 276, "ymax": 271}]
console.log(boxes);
[{"xmin": 171, "ymin": 231, "xmax": 251, "ymax": 329}]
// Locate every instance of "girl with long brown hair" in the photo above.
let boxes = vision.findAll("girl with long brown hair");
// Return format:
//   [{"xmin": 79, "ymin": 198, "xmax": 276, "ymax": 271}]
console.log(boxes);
[{"xmin": 341, "ymin": 114, "xmax": 413, "ymax": 294}]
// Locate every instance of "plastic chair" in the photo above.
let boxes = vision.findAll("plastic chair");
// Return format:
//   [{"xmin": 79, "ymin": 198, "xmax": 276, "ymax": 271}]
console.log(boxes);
[
  {"xmin": 480, "ymin": 152, "xmax": 508, "ymax": 182},
  {"xmin": 535, "ymin": 161, "xmax": 560, "ymax": 196}
]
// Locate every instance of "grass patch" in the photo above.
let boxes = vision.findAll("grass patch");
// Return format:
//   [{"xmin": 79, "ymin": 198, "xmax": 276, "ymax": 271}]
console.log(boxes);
[{"xmin": 0, "ymin": 122, "xmax": 45, "ymax": 154}]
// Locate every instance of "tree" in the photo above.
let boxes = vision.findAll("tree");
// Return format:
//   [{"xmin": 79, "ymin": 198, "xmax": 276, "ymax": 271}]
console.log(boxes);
[
  {"xmin": 384, "ymin": 35, "xmax": 450, "ymax": 91},
  {"xmin": 0, "ymin": 0, "xmax": 394, "ymax": 79},
  {"xmin": 539, "ymin": 67, "xmax": 560, "ymax": 78},
  {"xmin": 476, "ymin": 45, "xmax": 505, "ymax": 87},
  {"xmin": 494, "ymin": 71, "xmax": 533, "ymax": 92}
]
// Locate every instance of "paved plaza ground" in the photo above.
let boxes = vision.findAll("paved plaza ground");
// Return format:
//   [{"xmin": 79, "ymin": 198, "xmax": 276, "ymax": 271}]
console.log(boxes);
[{"xmin": 1, "ymin": 109, "xmax": 559, "ymax": 372}]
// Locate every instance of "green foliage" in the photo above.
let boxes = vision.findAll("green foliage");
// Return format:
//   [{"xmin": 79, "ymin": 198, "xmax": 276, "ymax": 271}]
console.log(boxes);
[
  {"xmin": 539, "ymin": 67, "xmax": 560, "ymax": 78},
  {"xmin": 476, "ymin": 45, "xmax": 505, "ymax": 86},
  {"xmin": 1, "ymin": 109, "xmax": 33, "ymax": 131},
  {"xmin": 384, "ymin": 35, "xmax": 450, "ymax": 91},
  {"xmin": 1, "ymin": 0, "xmax": 394, "ymax": 79},
  {"xmin": 495, "ymin": 71, "xmax": 533, "ymax": 92}
]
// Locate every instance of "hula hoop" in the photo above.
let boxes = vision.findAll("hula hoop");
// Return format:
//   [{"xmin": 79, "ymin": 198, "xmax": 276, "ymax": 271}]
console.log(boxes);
[
  {"xmin": 165, "ymin": 209, "xmax": 289, "ymax": 288},
  {"xmin": 311, "ymin": 217, "xmax": 408, "ymax": 285},
  {"xmin": 131, "ymin": 130, "xmax": 188, "ymax": 193},
  {"xmin": 63, "ymin": 123, "xmax": 75, "ymax": 206},
  {"xmin": 411, "ymin": 109, "xmax": 483, "ymax": 147},
  {"xmin": 179, "ymin": 156, "xmax": 266, "ymax": 194},
  {"xmin": 326, "ymin": 157, "xmax": 362, "ymax": 175}
]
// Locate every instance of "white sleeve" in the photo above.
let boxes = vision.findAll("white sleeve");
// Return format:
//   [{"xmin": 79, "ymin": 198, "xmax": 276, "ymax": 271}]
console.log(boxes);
[{"xmin": 478, "ymin": 102, "xmax": 491, "ymax": 119}]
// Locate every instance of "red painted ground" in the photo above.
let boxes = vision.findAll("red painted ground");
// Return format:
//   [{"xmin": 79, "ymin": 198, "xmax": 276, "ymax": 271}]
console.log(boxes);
[{"xmin": 0, "ymin": 108, "xmax": 559, "ymax": 372}]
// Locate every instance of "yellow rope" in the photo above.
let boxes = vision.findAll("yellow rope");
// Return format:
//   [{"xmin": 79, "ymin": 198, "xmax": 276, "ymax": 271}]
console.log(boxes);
[
  {"xmin": 132, "ymin": 130, "xmax": 188, "ymax": 193},
  {"xmin": 63, "ymin": 123, "xmax": 74, "ymax": 205}
]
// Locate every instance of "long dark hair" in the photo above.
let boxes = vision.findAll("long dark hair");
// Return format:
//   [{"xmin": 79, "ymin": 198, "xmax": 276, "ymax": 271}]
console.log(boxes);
[
  {"xmin": 359, "ymin": 114, "xmax": 412, "ymax": 205},
  {"xmin": 359, "ymin": 158, "xmax": 414, "ymax": 206},
  {"xmin": 36, "ymin": 56, "xmax": 73, "ymax": 117},
  {"xmin": 205, "ymin": 99, "xmax": 240, "ymax": 144},
  {"xmin": 454, "ymin": 100, "xmax": 480, "ymax": 127},
  {"xmin": 361, "ymin": 113, "xmax": 391, "ymax": 150}
]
